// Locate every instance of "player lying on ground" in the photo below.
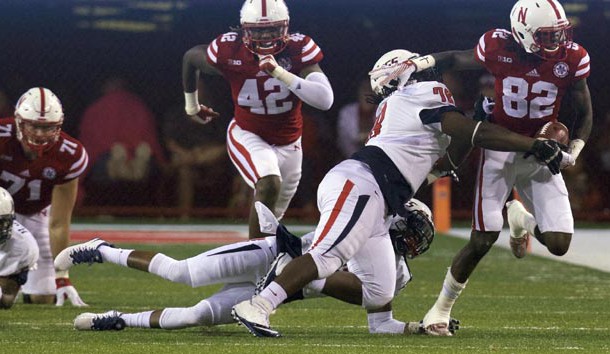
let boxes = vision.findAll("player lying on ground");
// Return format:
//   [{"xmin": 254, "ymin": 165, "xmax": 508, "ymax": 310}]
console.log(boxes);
[
  {"xmin": 0, "ymin": 187, "xmax": 39, "ymax": 309},
  {"xmin": 55, "ymin": 201, "xmax": 456, "ymax": 335}
]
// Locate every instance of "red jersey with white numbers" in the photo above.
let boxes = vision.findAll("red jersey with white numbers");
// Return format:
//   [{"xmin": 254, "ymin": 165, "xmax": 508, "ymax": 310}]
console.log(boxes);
[
  {"xmin": 206, "ymin": 32, "xmax": 324, "ymax": 145},
  {"xmin": 0, "ymin": 118, "xmax": 88, "ymax": 215},
  {"xmin": 475, "ymin": 28, "xmax": 590, "ymax": 137}
]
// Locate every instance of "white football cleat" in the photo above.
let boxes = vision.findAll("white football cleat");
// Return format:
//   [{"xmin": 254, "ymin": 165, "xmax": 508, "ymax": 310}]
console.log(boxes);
[
  {"xmin": 232, "ymin": 297, "xmax": 280, "ymax": 337},
  {"xmin": 54, "ymin": 238, "xmax": 112, "ymax": 271},
  {"xmin": 74, "ymin": 310, "xmax": 126, "ymax": 331},
  {"xmin": 422, "ymin": 309, "xmax": 453, "ymax": 336},
  {"xmin": 506, "ymin": 200, "xmax": 530, "ymax": 259}
]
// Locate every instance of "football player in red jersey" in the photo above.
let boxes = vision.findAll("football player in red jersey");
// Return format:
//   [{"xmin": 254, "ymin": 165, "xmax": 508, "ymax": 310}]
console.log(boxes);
[
  {"xmin": 0, "ymin": 87, "xmax": 89, "ymax": 306},
  {"xmin": 182, "ymin": 0, "xmax": 334, "ymax": 239},
  {"xmin": 372, "ymin": 0, "xmax": 593, "ymax": 335}
]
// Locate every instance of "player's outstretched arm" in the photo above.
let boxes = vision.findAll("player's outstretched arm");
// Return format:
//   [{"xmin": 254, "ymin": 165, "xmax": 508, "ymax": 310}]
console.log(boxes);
[
  {"xmin": 441, "ymin": 111, "xmax": 564, "ymax": 174},
  {"xmin": 181, "ymin": 45, "xmax": 221, "ymax": 124}
]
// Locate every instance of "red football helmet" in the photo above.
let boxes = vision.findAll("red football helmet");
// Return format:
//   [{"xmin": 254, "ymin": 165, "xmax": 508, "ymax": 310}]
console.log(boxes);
[
  {"xmin": 240, "ymin": 0, "xmax": 290, "ymax": 55},
  {"xmin": 510, "ymin": 0, "xmax": 572, "ymax": 60},
  {"xmin": 14, "ymin": 87, "xmax": 64, "ymax": 154}
]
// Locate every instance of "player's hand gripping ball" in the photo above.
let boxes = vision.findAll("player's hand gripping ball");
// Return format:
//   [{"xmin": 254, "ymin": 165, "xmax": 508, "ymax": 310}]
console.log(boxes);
[{"xmin": 535, "ymin": 122, "xmax": 570, "ymax": 145}]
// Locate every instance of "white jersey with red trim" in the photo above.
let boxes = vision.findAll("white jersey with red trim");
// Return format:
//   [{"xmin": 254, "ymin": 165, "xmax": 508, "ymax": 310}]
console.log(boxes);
[
  {"xmin": 475, "ymin": 28, "xmax": 590, "ymax": 137},
  {"xmin": 206, "ymin": 32, "xmax": 324, "ymax": 145},
  {"xmin": 0, "ymin": 118, "xmax": 88, "ymax": 215},
  {"xmin": 366, "ymin": 81, "xmax": 458, "ymax": 190},
  {"xmin": 0, "ymin": 220, "xmax": 38, "ymax": 277}
]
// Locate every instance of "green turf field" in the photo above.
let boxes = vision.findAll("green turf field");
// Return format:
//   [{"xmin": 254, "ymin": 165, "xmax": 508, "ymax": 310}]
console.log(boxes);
[{"xmin": 2, "ymin": 235, "xmax": 609, "ymax": 353}]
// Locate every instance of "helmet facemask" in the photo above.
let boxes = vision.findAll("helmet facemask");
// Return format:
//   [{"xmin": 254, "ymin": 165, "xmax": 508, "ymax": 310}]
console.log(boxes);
[
  {"xmin": 389, "ymin": 206, "xmax": 435, "ymax": 260},
  {"xmin": 0, "ymin": 214, "xmax": 15, "ymax": 245},
  {"xmin": 0, "ymin": 188, "xmax": 14, "ymax": 245},
  {"xmin": 16, "ymin": 116, "xmax": 63, "ymax": 155},
  {"xmin": 242, "ymin": 21, "xmax": 289, "ymax": 55},
  {"xmin": 533, "ymin": 23, "xmax": 572, "ymax": 60}
]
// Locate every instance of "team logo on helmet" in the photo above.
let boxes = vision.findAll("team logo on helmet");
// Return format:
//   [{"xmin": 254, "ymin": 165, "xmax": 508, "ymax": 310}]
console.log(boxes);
[
  {"xmin": 553, "ymin": 62, "xmax": 569, "ymax": 78},
  {"xmin": 42, "ymin": 167, "xmax": 57, "ymax": 180},
  {"xmin": 277, "ymin": 57, "xmax": 292, "ymax": 72}
]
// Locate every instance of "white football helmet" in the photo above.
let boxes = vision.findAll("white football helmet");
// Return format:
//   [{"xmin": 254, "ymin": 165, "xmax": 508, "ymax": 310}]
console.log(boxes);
[
  {"xmin": 240, "ymin": 0, "xmax": 290, "ymax": 55},
  {"xmin": 0, "ymin": 187, "xmax": 15, "ymax": 245},
  {"xmin": 510, "ymin": 0, "xmax": 572, "ymax": 60},
  {"xmin": 389, "ymin": 198, "xmax": 435, "ymax": 259},
  {"xmin": 369, "ymin": 49, "xmax": 420, "ymax": 97},
  {"xmin": 14, "ymin": 87, "xmax": 64, "ymax": 154}
]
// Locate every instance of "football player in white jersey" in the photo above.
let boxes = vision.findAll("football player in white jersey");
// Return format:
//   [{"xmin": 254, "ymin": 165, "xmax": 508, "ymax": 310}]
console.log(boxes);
[
  {"xmin": 55, "ymin": 201, "xmax": 449, "ymax": 335},
  {"xmin": 0, "ymin": 188, "xmax": 39, "ymax": 309},
  {"xmin": 231, "ymin": 49, "xmax": 566, "ymax": 337}
]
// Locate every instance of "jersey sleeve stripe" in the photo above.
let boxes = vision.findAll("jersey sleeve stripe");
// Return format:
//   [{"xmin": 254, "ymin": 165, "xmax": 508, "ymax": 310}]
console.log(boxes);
[
  {"xmin": 302, "ymin": 46, "xmax": 321, "ymax": 63},
  {"xmin": 574, "ymin": 65, "xmax": 590, "ymax": 78},
  {"xmin": 577, "ymin": 53, "xmax": 590, "ymax": 68},
  {"xmin": 207, "ymin": 39, "xmax": 218, "ymax": 64},
  {"xmin": 302, "ymin": 38, "xmax": 315, "ymax": 53},
  {"xmin": 65, "ymin": 152, "xmax": 89, "ymax": 180},
  {"xmin": 476, "ymin": 35, "xmax": 486, "ymax": 62}
]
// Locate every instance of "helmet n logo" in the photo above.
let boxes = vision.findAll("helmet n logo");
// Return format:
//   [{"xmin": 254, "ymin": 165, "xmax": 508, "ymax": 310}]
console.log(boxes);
[{"xmin": 518, "ymin": 7, "xmax": 528, "ymax": 25}]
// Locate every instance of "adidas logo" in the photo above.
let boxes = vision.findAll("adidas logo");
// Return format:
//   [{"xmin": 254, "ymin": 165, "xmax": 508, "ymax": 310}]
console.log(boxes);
[
  {"xmin": 526, "ymin": 69, "xmax": 540, "ymax": 77},
  {"xmin": 19, "ymin": 169, "xmax": 30, "ymax": 177},
  {"xmin": 256, "ymin": 71, "xmax": 268, "ymax": 77}
]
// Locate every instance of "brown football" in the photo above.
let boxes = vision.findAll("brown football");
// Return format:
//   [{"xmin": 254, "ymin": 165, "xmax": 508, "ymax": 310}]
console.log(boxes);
[{"xmin": 535, "ymin": 122, "xmax": 570, "ymax": 145}]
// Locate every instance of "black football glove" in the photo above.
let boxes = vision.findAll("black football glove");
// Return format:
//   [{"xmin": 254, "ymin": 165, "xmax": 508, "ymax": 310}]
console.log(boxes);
[
  {"xmin": 472, "ymin": 95, "xmax": 494, "ymax": 122},
  {"xmin": 525, "ymin": 139, "xmax": 566, "ymax": 175}
]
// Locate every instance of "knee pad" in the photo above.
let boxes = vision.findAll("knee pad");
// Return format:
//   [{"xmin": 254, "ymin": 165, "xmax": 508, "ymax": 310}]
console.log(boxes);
[
  {"xmin": 362, "ymin": 283, "xmax": 394, "ymax": 310},
  {"xmin": 149, "ymin": 254, "xmax": 192, "ymax": 286}
]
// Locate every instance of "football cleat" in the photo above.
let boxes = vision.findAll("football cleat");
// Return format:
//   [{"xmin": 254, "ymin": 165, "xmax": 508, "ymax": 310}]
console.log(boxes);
[
  {"xmin": 231, "ymin": 297, "xmax": 280, "ymax": 338},
  {"xmin": 254, "ymin": 252, "xmax": 303, "ymax": 303},
  {"xmin": 54, "ymin": 238, "xmax": 113, "ymax": 271},
  {"xmin": 74, "ymin": 310, "xmax": 126, "ymax": 331},
  {"xmin": 506, "ymin": 200, "xmax": 530, "ymax": 259},
  {"xmin": 411, "ymin": 318, "xmax": 461, "ymax": 335}
]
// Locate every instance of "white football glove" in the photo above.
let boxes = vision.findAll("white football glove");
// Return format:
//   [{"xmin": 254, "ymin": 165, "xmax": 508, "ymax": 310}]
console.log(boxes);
[{"xmin": 55, "ymin": 277, "xmax": 88, "ymax": 307}]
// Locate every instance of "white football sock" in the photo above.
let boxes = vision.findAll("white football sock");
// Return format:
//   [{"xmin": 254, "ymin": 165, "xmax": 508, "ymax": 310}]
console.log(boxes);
[
  {"xmin": 430, "ymin": 268, "xmax": 467, "ymax": 319},
  {"xmin": 121, "ymin": 310, "xmax": 153, "ymax": 328},
  {"xmin": 99, "ymin": 245, "xmax": 133, "ymax": 266},
  {"xmin": 259, "ymin": 281, "xmax": 288, "ymax": 309},
  {"xmin": 158, "ymin": 300, "xmax": 215, "ymax": 329},
  {"xmin": 367, "ymin": 311, "xmax": 406, "ymax": 334}
]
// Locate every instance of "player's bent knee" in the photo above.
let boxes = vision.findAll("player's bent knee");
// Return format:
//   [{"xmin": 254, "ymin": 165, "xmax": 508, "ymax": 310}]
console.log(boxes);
[
  {"xmin": 363, "ymin": 292, "xmax": 393, "ymax": 310},
  {"xmin": 309, "ymin": 253, "xmax": 343, "ymax": 279},
  {"xmin": 256, "ymin": 176, "xmax": 281, "ymax": 199},
  {"xmin": 149, "ymin": 254, "xmax": 193, "ymax": 287},
  {"xmin": 470, "ymin": 231, "xmax": 500, "ymax": 256},
  {"xmin": 543, "ymin": 232, "xmax": 572, "ymax": 256}
]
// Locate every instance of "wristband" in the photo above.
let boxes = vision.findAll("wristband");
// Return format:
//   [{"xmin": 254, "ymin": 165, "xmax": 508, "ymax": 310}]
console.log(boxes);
[
  {"xmin": 568, "ymin": 139, "xmax": 585, "ymax": 160},
  {"xmin": 471, "ymin": 121, "xmax": 482, "ymax": 146},
  {"xmin": 411, "ymin": 55, "xmax": 436, "ymax": 72},
  {"xmin": 184, "ymin": 91, "xmax": 200, "ymax": 115},
  {"xmin": 55, "ymin": 269, "xmax": 69, "ymax": 279},
  {"xmin": 271, "ymin": 66, "xmax": 297, "ymax": 87}
]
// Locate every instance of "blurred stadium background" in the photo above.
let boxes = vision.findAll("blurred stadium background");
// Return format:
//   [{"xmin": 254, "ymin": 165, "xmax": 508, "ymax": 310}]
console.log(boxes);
[{"xmin": 0, "ymin": 0, "xmax": 609, "ymax": 223}]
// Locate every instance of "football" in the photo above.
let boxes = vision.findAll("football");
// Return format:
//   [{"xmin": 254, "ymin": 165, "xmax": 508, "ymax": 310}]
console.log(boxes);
[{"xmin": 535, "ymin": 122, "xmax": 570, "ymax": 145}]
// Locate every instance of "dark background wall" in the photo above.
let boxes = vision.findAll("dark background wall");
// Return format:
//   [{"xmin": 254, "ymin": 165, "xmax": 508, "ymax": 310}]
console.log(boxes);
[{"xmin": 0, "ymin": 0, "xmax": 608, "ymax": 218}]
